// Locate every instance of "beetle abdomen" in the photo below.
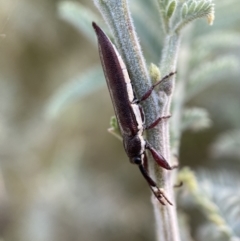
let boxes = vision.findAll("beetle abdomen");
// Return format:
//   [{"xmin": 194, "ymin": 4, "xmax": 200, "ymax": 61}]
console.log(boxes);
[{"xmin": 93, "ymin": 22, "xmax": 143, "ymax": 136}]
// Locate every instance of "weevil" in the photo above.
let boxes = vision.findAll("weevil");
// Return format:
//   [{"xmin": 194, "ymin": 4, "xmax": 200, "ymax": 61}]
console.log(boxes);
[{"xmin": 92, "ymin": 22, "xmax": 176, "ymax": 205}]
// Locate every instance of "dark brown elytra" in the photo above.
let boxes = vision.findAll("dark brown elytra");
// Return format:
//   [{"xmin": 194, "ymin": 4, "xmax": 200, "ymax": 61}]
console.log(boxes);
[{"xmin": 92, "ymin": 22, "xmax": 176, "ymax": 205}]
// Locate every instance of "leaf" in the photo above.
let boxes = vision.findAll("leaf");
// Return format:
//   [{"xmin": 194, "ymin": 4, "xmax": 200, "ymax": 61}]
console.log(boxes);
[
  {"xmin": 179, "ymin": 168, "xmax": 240, "ymax": 239},
  {"xmin": 188, "ymin": 1, "xmax": 197, "ymax": 14},
  {"xmin": 45, "ymin": 67, "xmax": 104, "ymax": 119},
  {"xmin": 194, "ymin": 31, "xmax": 240, "ymax": 50},
  {"xmin": 181, "ymin": 107, "xmax": 212, "ymax": 132},
  {"xmin": 176, "ymin": 0, "xmax": 215, "ymax": 32},
  {"xmin": 211, "ymin": 129, "xmax": 240, "ymax": 160},
  {"xmin": 157, "ymin": 0, "xmax": 170, "ymax": 12},
  {"xmin": 192, "ymin": 31, "xmax": 240, "ymax": 63},
  {"xmin": 129, "ymin": 1, "xmax": 164, "ymax": 61},
  {"xmin": 58, "ymin": 1, "xmax": 102, "ymax": 44},
  {"xmin": 167, "ymin": 1, "xmax": 177, "ymax": 19},
  {"xmin": 181, "ymin": 3, "xmax": 188, "ymax": 19},
  {"xmin": 108, "ymin": 116, "xmax": 122, "ymax": 141},
  {"xmin": 186, "ymin": 55, "xmax": 240, "ymax": 101},
  {"xmin": 196, "ymin": 170, "xmax": 240, "ymax": 238},
  {"xmin": 195, "ymin": 1, "xmax": 205, "ymax": 12}
]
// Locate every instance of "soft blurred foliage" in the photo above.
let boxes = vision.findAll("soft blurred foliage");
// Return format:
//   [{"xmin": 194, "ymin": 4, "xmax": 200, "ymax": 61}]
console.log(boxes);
[{"xmin": 0, "ymin": 0, "xmax": 239, "ymax": 241}]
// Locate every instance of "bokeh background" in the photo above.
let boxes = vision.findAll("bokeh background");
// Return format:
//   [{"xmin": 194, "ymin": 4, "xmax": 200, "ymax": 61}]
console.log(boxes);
[{"xmin": 0, "ymin": 0, "xmax": 239, "ymax": 241}]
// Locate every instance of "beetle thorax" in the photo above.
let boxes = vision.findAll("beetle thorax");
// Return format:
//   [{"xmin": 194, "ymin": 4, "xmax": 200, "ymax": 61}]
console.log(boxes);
[{"xmin": 123, "ymin": 134, "xmax": 146, "ymax": 165}]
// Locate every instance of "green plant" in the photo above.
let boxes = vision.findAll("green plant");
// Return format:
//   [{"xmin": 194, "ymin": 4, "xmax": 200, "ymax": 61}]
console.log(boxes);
[{"xmin": 47, "ymin": 0, "xmax": 240, "ymax": 240}]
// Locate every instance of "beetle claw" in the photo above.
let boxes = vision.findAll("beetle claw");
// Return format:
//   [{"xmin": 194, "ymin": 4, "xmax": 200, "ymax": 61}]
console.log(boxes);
[{"xmin": 150, "ymin": 186, "xmax": 173, "ymax": 206}]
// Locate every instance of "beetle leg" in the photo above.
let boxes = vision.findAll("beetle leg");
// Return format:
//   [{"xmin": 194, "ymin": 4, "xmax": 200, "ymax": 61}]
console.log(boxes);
[
  {"xmin": 138, "ymin": 162, "xmax": 173, "ymax": 205},
  {"xmin": 138, "ymin": 160, "xmax": 156, "ymax": 187},
  {"xmin": 137, "ymin": 72, "xmax": 176, "ymax": 103},
  {"xmin": 145, "ymin": 141, "xmax": 173, "ymax": 170},
  {"xmin": 174, "ymin": 181, "xmax": 183, "ymax": 188},
  {"xmin": 145, "ymin": 115, "xmax": 171, "ymax": 129},
  {"xmin": 145, "ymin": 141, "xmax": 179, "ymax": 170}
]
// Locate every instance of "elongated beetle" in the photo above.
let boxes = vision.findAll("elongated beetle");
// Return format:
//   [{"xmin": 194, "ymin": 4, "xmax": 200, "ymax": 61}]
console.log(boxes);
[{"xmin": 93, "ymin": 22, "xmax": 176, "ymax": 205}]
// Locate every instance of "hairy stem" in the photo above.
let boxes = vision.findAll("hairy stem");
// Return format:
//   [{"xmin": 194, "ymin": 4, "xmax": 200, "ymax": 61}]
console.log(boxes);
[
  {"xmin": 171, "ymin": 28, "xmax": 193, "ymax": 157},
  {"xmin": 93, "ymin": 0, "xmax": 181, "ymax": 240},
  {"xmin": 147, "ymin": 32, "xmax": 181, "ymax": 241}
]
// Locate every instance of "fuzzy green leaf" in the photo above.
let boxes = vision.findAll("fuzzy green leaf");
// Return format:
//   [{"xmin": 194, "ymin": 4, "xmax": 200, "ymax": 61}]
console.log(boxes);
[
  {"xmin": 45, "ymin": 67, "xmax": 104, "ymax": 119},
  {"xmin": 179, "ymin": 169, "xmax": 240, "ymax": 240},
  {"xmin": 186, "ymin": 55, "xmax": 240, "ymax": 101},
  {"xmin": 108, "ymin": 116, "xmax": 122, "ymax": 140},
  {"xmin": 188, "ymin": 1, "xmax": 197, "ymax": 13},
  {"xmin": 157, "ymin": 0, "xmax": 171, "ymax": 10},
  {"xmin": 58, "ymin": 1, "xmax": 102, "ymax": 43},
  {"xmin": 192, "ymin": 31, "xmax": 240, "ymax": 63},
  {"xmin": 167, "ymin": 1, "xmax": 177, "ymax": 19},
  {"xmin": 195, "ymin": 31, "xmax": 240, "ymax": 50},
  {"xmin": 181, "ymin": 107, "xmax": 212, "ymax": 132},
  {"xmin": 157, "ymin": 0, "xmax": 174, "ymax": 32},
  {"xmin": 195, "ymin": 0, "xmax": 205, "ymax": 12},
  {"xmin": 211, "ymin": 129, "xmax": 240, "ymax": 160},
  {"xmin": 195, "ymin": 171, "xmax": 240, "ymax": 239},
  {"xmin": 176, "ymin": 0, "xmax": 215, "ymax": 32},
  {"xmin": 129, "ymin": 1, "xmax": 164, "ymax": 61},
  {"xmin": 181, "ymin": 3, "xmax": 188, "ymax": 19}
]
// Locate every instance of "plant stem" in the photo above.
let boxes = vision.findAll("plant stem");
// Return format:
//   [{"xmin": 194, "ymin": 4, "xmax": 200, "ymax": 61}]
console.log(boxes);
[
  {"xmin": 171, "ymin": 28, "xmax": 193, "ymax": 157},
  {"xmin": 93, "ymin": 1, "xmax": 181, "ymax": 240},
  {"xmin": 146, "ymin": 32, "xmax": 181, "ymax": 241}
]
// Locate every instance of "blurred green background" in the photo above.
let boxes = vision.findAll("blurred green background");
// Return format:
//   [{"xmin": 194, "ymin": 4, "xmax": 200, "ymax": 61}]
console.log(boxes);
[{"xmin": 0, "ymin": 0, "xmax": 239, "ymax": 241}]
